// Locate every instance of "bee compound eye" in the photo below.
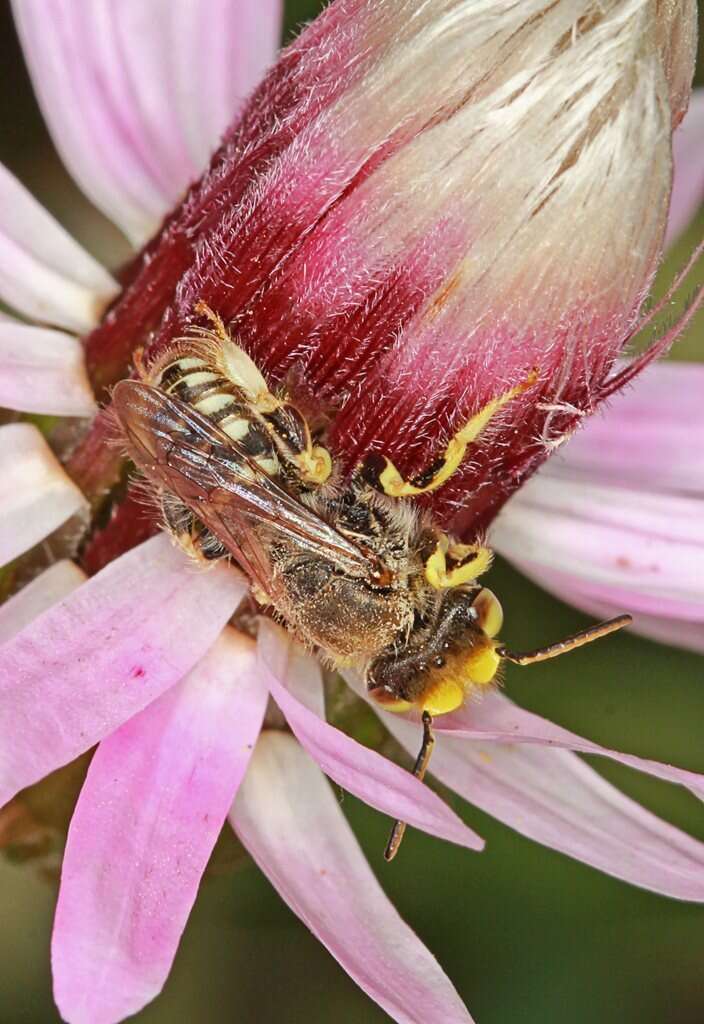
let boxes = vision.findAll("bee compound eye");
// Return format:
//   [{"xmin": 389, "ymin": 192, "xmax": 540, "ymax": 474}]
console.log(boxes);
[{"xmin": 471, "ymin": 587, "xmax": 504, "ymax": 637}]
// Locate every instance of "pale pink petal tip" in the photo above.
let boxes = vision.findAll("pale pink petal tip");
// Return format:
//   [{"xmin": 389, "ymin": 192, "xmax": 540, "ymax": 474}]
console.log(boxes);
[
  {"xmin": 493, "ymin": 361, "xmax": 704, "ymax": 652},
  {"xmin": 0, "ymin": 162, "xmax": 116, "ymax": 329},
  {"xmin": 666, "ymin": 88, "xmax": 704, "ymax": 244},
  {"xmin": 383, "ymin": 706, "xmax": 704, "ymax": 903},
  {"xmin": 0, "ymin": 534, "xmax": 247, "ymax": 807},
  {"xmin": 12, "ymin": 0, "xmax": 283, "ymax": 245},
  {"xmin": 0, "ymin": 559, "xmax": 85, "ymax": 644},
  {"xmin": 258, "ymin": 621, "xmax": 483, "ymax": 852},
  {"xmin": 52, "ymin": 628, "xmax": 267, "ymax": 1024},
  {"xmin": 0, "ymin": 321, "xmax": 96, "ymax": 416},
  {"xmin": 231, "ymin": 732, "xmax": 475, "ymax": 1024},
  {"xmin": 0, "ymin": 423, "xmax": 87, "ymax": 568}
]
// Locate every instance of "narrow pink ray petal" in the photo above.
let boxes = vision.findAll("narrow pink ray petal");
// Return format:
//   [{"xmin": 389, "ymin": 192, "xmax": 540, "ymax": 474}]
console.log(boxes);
[
  {"xmin": 0, "ymin": 560, "xmax": 85, "ymax": 643},
  {"xmin": 12, "ymin": 0, "xmax": 282, "ymax": 245},
  {"xmin": 551, "ymin": 361, "xmax": 704, "ymax": 494},
  {"xmin": 0, "ymin": 321, "xmax": 96, "ymax": 416},
  {"xmin": 381, "ymin": 710, "xmax": 704, "ymax": 901},
  {"xmin": 168, "ymin": 1, "xmax": 282, "ymax": 173},
  {"xmin": 0, "ymin": 423, "xmax": 87, "ymax": 568},
  {"xmin": 516, "ymin": 564, "xmax": 704, "ymax": 655},
  {"xmin": 259, "ymin": 621, "xmax": 483, "ymax": 852},
  {"xmin": 666, "ymin": 87, "xmax": 704, "ymax": 244},
  {"xmin": 231, "ymin": 731, "xmax": 474, "ymax": 1024},
  {"xmin": 0, "ymin": 534, "xmax": 246, "ymax": 807},
  {"xmin": 436, "ymin": 690, "xmax": 704, "ymax": 799},
  {"xmin": 0, "ymin": 162, "xmax": 117, "ymax": 329},
  {"xmin": 52, "ymin": 628, "xmax": 267, "ymax": 1024},
  {"xmin": 491, "ymin": 474, "xmax": 704, "ymax": 617}
]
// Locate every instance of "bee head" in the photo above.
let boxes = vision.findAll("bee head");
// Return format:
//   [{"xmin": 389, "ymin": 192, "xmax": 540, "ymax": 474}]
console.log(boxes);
[{"xmin": 366, "ymin": 587, "xmax": 505, "ymax": 717}]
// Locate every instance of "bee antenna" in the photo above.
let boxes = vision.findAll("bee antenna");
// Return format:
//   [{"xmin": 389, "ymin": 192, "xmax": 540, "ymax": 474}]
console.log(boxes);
[
  {"xmin": 495, "ymin": 613, "xmax": 632, "ymax": 667},
  {"xmin": 384, "ymin": 710, "xmax": 435, "ymax": 862}
]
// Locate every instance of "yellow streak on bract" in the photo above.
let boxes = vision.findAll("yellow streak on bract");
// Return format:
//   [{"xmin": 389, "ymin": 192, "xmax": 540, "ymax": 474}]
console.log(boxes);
[{"xmin": 378, "ymin": 368, "xmax": 539, "ymax": 497}]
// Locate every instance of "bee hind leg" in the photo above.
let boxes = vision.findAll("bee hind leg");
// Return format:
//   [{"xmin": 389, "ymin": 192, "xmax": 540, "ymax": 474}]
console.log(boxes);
[
  {"xmin": 359, "ymin": 369, "xmax": 538, "ymax": 498},
  {"xmin": 160, "ymin": 492, "xmax": 227, "ymax": 565}
]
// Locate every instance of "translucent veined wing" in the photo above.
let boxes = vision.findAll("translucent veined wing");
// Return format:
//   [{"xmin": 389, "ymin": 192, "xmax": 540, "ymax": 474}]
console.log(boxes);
[{"xmin": 112, "ymin": 381, "xmax": 377, "ymax": 600}]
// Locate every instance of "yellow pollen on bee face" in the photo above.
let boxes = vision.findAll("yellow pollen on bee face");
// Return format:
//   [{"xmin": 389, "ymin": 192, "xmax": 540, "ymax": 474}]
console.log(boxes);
[{"xmin": 419, "ymin": 643, "xmax": 501, "ymax": 716}]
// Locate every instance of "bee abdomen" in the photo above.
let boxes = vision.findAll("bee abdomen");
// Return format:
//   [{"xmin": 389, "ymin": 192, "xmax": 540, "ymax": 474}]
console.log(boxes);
[{"xmin": 154, "ymin": 356, "xmax": 280, "ymax": 476}]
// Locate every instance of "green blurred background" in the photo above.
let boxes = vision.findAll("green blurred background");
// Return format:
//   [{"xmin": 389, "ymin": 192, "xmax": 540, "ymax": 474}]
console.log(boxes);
[{"xmin": 0, "ymin": 2, "xmax": 703, "ymax": 1021}]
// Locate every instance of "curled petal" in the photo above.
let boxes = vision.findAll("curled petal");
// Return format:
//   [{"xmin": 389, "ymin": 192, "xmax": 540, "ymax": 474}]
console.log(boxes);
[
  {"xmin": 0, "ymin": 423, "xmax": 88, "ymax": 568},
  {"xmin": 667, "ymin": 88, "xmax": 704, "ymax": 243},
  {"xmin": 12, "ymin": 0, "xmax": 282, "ymax": 245},
  {"xmin": 0, "ymin": 162, "xmax": 117, "ymax": 329},
  {"xmin": 381, "ymin": 711, "xmax": 704, "ymax": 901},
  {"xmin": 231, "ymin": 731, "xmax": 474, "ymax": 1024},
  {"xmin": 259, "ymin": 621, "xmax": 483, "ymax": 852},
  {"xmin": 436, "ymin": 690, "xmax": 704, "ymax": 801},
  {"xmin": 0, "ymin": 321, "xmax": 96, "ymax": 416},
  {"xmin": 52, "ymin": 628, "xmax": 267, "ymax": 1024},
  {"xmin": 0, "ymin": 560, "xmax": 85, "ymax": 643},
  {"xmin": 0, "ymin": 534, "xmax": 246, "ymax": 806}
]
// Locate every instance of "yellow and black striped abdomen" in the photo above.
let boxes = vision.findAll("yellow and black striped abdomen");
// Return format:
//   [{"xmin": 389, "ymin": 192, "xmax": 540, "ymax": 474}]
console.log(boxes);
[{"xmin": 153, "ymin": 354, "xmax": 280, "ymax": 478}]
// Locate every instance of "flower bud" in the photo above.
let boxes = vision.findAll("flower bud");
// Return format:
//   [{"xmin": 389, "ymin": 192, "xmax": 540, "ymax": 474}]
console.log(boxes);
[{"xmin": 86, "ymin": 0, "xmax": 699, "ymax": 537}]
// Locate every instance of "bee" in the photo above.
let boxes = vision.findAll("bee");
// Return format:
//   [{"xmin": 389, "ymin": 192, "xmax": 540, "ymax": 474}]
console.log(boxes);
[{"xmin": 113, "ymin": 304, "xmax": 631, "ymax": 860}]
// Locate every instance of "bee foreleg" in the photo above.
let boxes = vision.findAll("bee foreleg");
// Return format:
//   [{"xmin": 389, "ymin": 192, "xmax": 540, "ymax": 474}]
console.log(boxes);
[
  {"xmin": 424, "ymin": 533, "xmax": 493, "ymax": 589},
  {"xmin": 359, "ymin": 369, "xmax": 538, "ymax": 498}
]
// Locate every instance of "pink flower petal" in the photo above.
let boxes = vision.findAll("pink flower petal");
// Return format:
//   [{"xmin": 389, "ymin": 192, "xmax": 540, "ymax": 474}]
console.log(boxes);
[
  {"xmin": 437, "ymin": 690, "xmax": 704, "ymax": 800},
  {"xmin": 666, "ymin": 87, "xmax": 704, "ymax": 244},
  {"xmin": 0, "ymin": 560, "xmax": 85, "ymax": 643},
  {"xmin": 518, "ymin": 563, "xmax": 704, "ymax": 655},
  {"xmin": 0, "ymin": 162, "xmax": 117, "ymax": 329},
  {"xmin": 12, "ymin": 0, "xmax": 282, "ymax": 244},
  {"xmin": 52, "ymin": 627, "xmax": 267, "ymax": 1024},
  {"xmin": 491, "ymin": 473, "xmax": 704, "ymax": 621},
  {"xmin": 258, "ymin": 621, "xmax": 483, "ymax": 853},
  {"xmin": 0, "ymin": 423, "xmax": 87, "ymax": 568},
  {"xmin": 381, "ymin": 709, "xmax": 704, "ymax": 902},
  {"xmin": 552, "ymin": 361, "xmax": 704, "ymax": 494},
  {"xmin": 231, "ymin": 731, "xmax": 474, "ymax": 1024},
  {"xmin": 0, "ymin": 534, "xmax": 246, "ymax": 806},
  {"xmin": 0, "ymin": 321, "xmax": 96, "ymax": 415}
]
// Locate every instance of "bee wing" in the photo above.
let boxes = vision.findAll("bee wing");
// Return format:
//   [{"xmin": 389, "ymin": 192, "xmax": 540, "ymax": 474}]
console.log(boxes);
[{"xmin": 112, "ymin": 381, "xmax": 376, "ymax": 596}]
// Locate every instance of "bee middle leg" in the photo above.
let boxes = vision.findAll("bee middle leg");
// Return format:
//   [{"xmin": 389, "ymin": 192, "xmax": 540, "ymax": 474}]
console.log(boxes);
[{"xmin": 424, "ymin": 533, "xmax": 493, "ymax": 589}]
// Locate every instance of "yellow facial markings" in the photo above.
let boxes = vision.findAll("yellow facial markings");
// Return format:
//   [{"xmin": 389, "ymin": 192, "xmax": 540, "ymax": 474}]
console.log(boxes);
[
  {"xmin": 419, "ymin": 643, "xmax": 501, "ymax": 715},
  {"xmin": 425, "ymin": 533, "xmax": 493, "ymax": 590},
  {"xmin": 421, "ymin": 678, "xmax": 465, "ymax": 716},
  {"xmin": 377, "ymin": 367, "xmax": 539, "ymax": 498},
  {"xmin": 467, "ymin": 645, "xmax": 501, "ymax": 685},
  {"xmin": 369, "ymin": 691, "xmax": 415, "ymax": 714},
  {"xmin": 472, "ymin": 588, "xmax": 504, "ymax": 637}
]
